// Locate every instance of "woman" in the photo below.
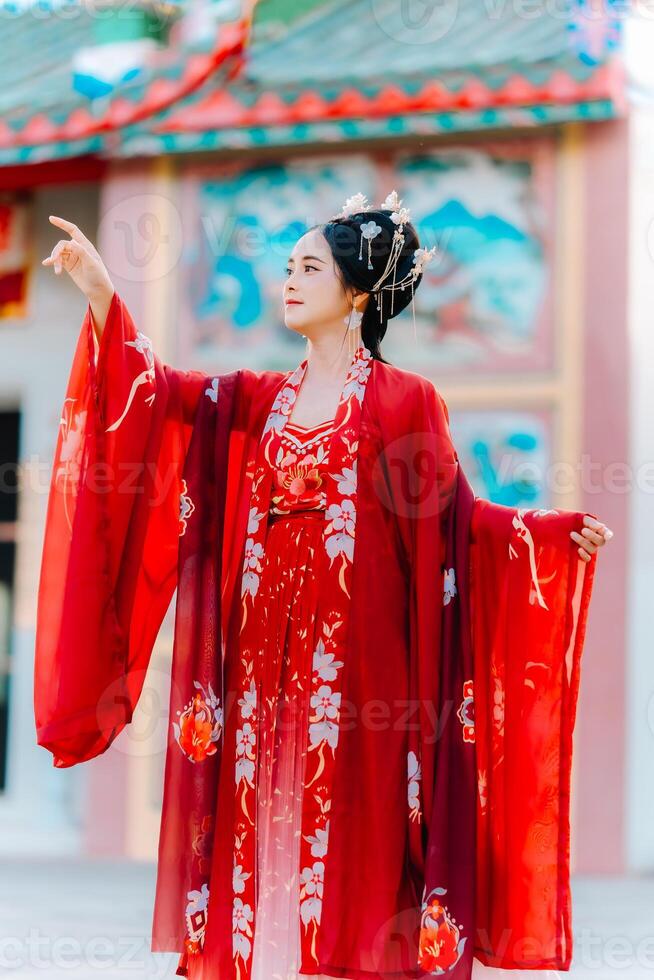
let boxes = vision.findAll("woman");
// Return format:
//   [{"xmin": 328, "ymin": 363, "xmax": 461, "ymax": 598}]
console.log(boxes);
[{"xmin": 35, "ymin": 193, "xmax": 612, "ymax": 980}]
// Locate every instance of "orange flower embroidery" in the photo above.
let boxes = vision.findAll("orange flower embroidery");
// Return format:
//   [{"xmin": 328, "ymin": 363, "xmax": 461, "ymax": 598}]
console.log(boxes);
[
  {"xmin": 173, "ymin": 682, "xmax": 223, "ymax": 763},
  {"xmin": 418, "ymin": 888, "xmax": 466, "ymax": 973}
]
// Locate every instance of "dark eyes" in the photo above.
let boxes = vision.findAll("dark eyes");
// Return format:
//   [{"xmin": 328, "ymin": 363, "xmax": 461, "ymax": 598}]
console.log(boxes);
[{"xmin": 285, "ymin": 264, "xmax": 318, "ymax": 275}]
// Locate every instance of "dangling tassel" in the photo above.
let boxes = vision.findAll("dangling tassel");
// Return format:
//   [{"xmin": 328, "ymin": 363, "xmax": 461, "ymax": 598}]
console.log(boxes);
[{"xmin": 411, "ymin": 279, "xmax": 417, "ymax": 345}]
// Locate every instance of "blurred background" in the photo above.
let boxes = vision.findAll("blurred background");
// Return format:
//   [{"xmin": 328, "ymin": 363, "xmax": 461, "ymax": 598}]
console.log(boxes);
[{"xmin": 0, "ymin": 0, "xmax": 651, "ymax": 976}]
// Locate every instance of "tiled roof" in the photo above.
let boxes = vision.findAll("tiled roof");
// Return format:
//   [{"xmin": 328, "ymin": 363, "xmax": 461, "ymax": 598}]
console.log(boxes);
[{"xmin": 0, "ymin": 0, "xmax": 625, "ymax": 166}]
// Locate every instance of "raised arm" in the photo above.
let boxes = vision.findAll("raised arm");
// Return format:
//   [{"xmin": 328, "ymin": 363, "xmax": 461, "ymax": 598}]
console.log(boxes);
[{"xmin": 35, "ymin": 220, "xmax": 215, "ymax": 767}]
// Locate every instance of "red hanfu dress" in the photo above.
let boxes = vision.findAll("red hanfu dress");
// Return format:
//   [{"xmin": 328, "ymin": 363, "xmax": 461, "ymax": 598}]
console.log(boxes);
[
  {"xmin": 34, "ymin": 292, "xmax": 598, "ymax": 980},
  {"xmin": 249, "ymin": 417, "xmax": 339, "ymax": 980}
]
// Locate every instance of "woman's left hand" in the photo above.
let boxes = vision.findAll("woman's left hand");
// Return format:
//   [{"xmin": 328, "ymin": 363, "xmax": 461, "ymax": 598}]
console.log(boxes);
[{"xmin": 570, "ymin": 515, "xmax": 614, "ymax": 562}]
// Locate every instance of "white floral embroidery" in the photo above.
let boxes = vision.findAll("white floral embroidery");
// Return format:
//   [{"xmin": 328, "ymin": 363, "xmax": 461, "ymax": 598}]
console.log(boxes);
[
  {"xmin": 325, "ymin": 499, "xmax": 356, "ymax": 562},
  {"xmin": 334, "ymin": 460, "xmax": 357, "ymax": 496},
  {"xmin": 241, "ymin": 537, "xmax": 264, "ymax": 598},
  {"xmin": 238, "ymin": 680, "xmax": 257, "ymax": 719},
  {"xmin": 233, "ymin": 861, "xmax": 250, "ymax": 895},
  {"xmin": 263, "ymin": 376, "xmax": 301, "ymax": 434},
  {"xmin": 312, "ymin": 638, "xmax": 344, "ymax": 682},
  {"xmin": 304, "ymin": 821, "xmax": 329, "ymax": 858},
  {"xmin": 126, "ymin": 330, "xmax": 154, "ymax": 367},
  {"xmin": 408, "ymin": 749, "xmax": 422, "ymax": 822},
  {"xmin": 342, "ymin": 348, "xmax": 372, "ymax": 402},
  {"xmin": 247, "ymin": 505, "xmax": 265, "ymax": 535},
  {"xmin": 300, "ymin": 861, "xmax": 325, "ymax": 925},
  {"xmin": 185, "ymin": 883, "xmax": 209, "ymax": 949},
  {"xmin": 205, "ymin": 378, "xmax": 219, "ymax": 402},
  {"xmin": 232, "ymin": 897, "xmax": 254, "ymax": 957},
  {"xmin": 235, "ymin": 722, "xmax": 256, "ymax": 786},
  {"xmin": 443, "ymin": 567, "xmax": 457, "ymax": 605}
]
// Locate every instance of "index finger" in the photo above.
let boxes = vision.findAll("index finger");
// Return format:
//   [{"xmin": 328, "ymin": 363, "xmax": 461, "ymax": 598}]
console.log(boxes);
[{"xmin": 48, "ymin": 215, "xmax": 93, "ymax": 249}]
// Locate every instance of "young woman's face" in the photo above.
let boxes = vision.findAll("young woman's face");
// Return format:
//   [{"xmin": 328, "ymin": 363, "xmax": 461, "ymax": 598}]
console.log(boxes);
[{"xmin": 283, "ymin": 228, "xmax": 363, "ymax": 340}]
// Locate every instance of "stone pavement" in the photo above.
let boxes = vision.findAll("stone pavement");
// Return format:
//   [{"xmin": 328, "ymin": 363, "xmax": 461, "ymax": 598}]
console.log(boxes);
[{"xmin": 0, "ymin": 860, "xmax": 652, "ymax": 978}]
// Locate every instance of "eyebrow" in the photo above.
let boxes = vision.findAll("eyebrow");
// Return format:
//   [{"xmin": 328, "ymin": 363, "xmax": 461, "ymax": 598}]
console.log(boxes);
[{"xmin": 286, "ymin": 255, "xmax": 326, "ymax": 264}]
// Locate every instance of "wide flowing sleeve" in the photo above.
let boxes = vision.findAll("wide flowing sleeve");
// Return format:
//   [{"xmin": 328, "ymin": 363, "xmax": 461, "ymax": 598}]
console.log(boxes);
[
  {"xmin": 34, "ymin": 290, "xmax": 212, "ymax": 768},
  {"xmin": 470, "ymin": 500, "xmax": 598, "ymax": 970}
]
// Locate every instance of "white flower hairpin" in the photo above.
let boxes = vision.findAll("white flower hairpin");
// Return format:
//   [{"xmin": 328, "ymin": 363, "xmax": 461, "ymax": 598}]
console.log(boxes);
[{"xmin": 359, "ymin": 220, "xmax": 382, "ymax": 269}]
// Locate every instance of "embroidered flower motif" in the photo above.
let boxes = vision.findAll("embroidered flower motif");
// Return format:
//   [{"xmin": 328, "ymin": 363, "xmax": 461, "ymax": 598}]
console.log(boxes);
[
  {"xmin": 179, "ymin": 478, "xmax": 195, "ymax": 536},
  {"xmin": 312, "ymin": 638, "xmax": 344, "ymax": 682},
  {"xmin": 263, "ymin": 380, "xmax": 300, "ymax": 434},
  {"xmin": 241, "ymin": 537, "xmax": 264, "ymax": 598},
  {"xmin": 418, "ymin": 886, "xmax": 466, "ymax": 973},
  {"xmin": 172, "ymin": 681, "xmax": 223, "ymax": 763},
  {"xmin": 205, "ymin": 378, "xmax": 219, "ymax": 402},
  {"xmin": 232, "ymin": 896, "xmax": 254, "ymax": 963},
  {"xmin": 233, "ymin": 860, "xmax": 251, "ymax": 895},
  {"xmin": 247, "ymin": 506, "xmax": 265, "ymax": 535},
  {"xmin": 443, "ymin": 567, "xmax": 457, "ymax": 605},
  {"xmin": 238, "ymin": 680, "xmax": 257, "ymax": 719},
  {"xmin": 273, "ymin": 450, "xmax": 323, "ymax": 507},
  {"xmin": 334, "ymin": 461, "xmax": 356, "ymax": 496},
  {"xmin": 184, "ymin": 883, "xmax": 209, "ymax": 956},
  {"xmin": 126, "ymin": 330, "xmax": 154, "ymax": 367},
  {"xmin": 343, "ymin": 348, "xmax": 372, "ymax": 403},
  {"xmin": 456, "ymin": 680, "xmax": 475, "ymax": 743},
  {"xmin": 408, "ymin": 749, "xmax": 422, "ymax": 823},
  {"xmin": 309, "ymin": 685, "xmax": 340, "ymax": 751},
  {"xmin": 325, "ymin": 499, "xmax": 356, "ymax": 562},
  {"xmin": 305, "ymin": 821, "xmax": 329, "ymax": 859},
  {"xmin": 300, "ymin": 860, "xmax": 325, "ymax": 925}
]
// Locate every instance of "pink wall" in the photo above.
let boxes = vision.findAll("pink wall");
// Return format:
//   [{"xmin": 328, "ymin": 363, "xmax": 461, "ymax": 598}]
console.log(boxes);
[{"xmin": 577, "ymin": 117, "xmax": 629, "ymax": 872}]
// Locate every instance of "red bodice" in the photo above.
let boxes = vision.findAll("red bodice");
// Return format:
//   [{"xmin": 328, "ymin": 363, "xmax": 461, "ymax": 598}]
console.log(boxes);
[{"xmin": 269, "ymin": 418, "xmax": 334, "ymax": 516}]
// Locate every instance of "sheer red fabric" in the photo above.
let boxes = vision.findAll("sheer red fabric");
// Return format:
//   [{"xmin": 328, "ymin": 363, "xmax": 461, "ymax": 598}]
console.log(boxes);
[
  {"xmin": 34, "ymin": 291, "xmax": 207, "ymax": 767},
  {"xmin": 34, "ymin": 293, "xmax": 598, "ymax": 980}
]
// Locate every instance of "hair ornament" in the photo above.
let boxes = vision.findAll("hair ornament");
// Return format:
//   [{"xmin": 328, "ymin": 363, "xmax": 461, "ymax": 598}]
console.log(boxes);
[
  {"xmin": 411, "ymin": 246, "xmax": 439, "ymax": 279},
  {"xmin": 330, "ymin": 192, "xmax": 372, "ymax": 220},
  {"xmin": 327, "ymin": 188, "xmax": 439, "ymax": 345},
  {"xmin": 359, "ymin": 220, "xmax": 382, "ymax": 269},
  {"xmin": 380, "ymin": 188, "xmax": 412, "ymax": 230}
]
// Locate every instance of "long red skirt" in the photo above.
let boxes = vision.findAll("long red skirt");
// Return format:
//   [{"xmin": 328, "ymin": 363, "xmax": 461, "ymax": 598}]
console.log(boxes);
[{"xmin": 250, "ymin": 509, "xmax": 339, "ymax": 980}]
